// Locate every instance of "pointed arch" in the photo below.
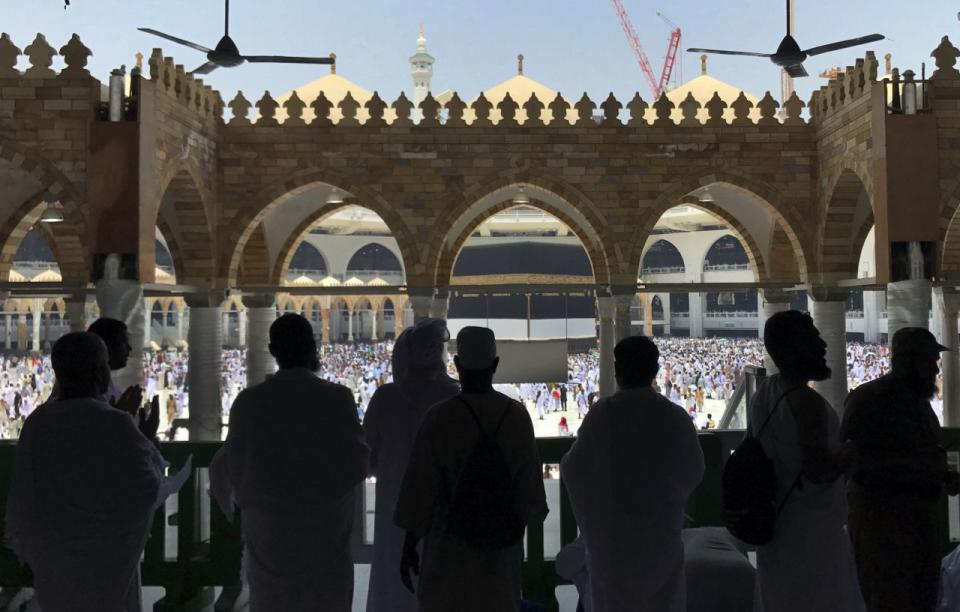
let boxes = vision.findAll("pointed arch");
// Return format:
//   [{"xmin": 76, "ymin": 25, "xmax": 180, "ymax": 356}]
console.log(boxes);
[
  {"xmin": 819, "ymin": 168, "xmax": 872, "ymax": 280},
  {"xmin": 156, "ymin": 165, "xmax": 216, "ymax": 283},
  {"xmin": 632, "ymin": 169, "xmax": 809, "ymax": 282},
  {"xmin": 223, "ymin": 169, "xmax": 417, "ymax": 286},
  {"xmin": 427, "ymin": 173, "xmax": 615, "ymax": 286}
]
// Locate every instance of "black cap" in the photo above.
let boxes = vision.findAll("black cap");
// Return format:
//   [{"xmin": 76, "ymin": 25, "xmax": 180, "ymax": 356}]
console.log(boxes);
[{"xmin": 891, "ymin": 327, "xmax": 948, "ymax": 356}]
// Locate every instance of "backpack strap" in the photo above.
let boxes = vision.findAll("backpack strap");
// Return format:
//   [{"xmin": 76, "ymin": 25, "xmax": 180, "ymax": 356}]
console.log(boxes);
[
  {"xmin": 455, "ymin": 394, "xmax": 511, "ymax": 438},
  {"xmin": 753, "ymin": 383, "xmax": 803, "ymax": 438}
]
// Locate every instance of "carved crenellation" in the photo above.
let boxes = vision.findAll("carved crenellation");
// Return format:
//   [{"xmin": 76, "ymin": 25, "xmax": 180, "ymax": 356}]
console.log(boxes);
[
  {"xmin": 147, "ymin": 49, "xmax": 222, "ymax": 124},
  {"xmin": 0, "ymin": 32, "xmax": 100, "ymax": 80},
  {"xmin": 810, "ymin": 50, "xmax": 880, "ymax": 123}
]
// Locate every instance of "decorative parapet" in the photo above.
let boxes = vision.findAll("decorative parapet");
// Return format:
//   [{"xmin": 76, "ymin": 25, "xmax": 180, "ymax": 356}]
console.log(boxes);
[
  {"xmin": 0, "ymin": 32, "xmax": 95, "ymax": 79},
  {"xmin": 809, "ymin": 51, "xmax": 879, "ymax": 123},
  {"xmin": 225, "ymin": 87, "xmax": 810, "ymax": 128},
  {"xmin": 147, "ymin": 49, "xmax": 223, "ymax": 124}
]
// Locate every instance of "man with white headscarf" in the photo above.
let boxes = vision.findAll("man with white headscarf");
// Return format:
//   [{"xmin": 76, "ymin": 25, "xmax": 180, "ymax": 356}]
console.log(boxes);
[
  {"xmin": 363, "ymin": 318, "xmax": 460, "ymax": 612},
  {"xmin": 5, "ymin": 332, "xmax": 166, "ymax": 612},
  {"xmin": 562, "ymin": 335, "xmax": 704, "ymax": 612}
]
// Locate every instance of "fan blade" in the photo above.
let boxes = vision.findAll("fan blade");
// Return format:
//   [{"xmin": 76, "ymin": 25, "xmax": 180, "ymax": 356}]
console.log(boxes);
[
  {"xmin": 138, "ymin": 28, "xmax": 213, "ymax": 53},
  {"xmin": 243, "ymin": 55, "xmax": 335, "ymax": 65},
  {"xmin": 804, "ymin": 34, "xmax": 885, "ymax": 57},
  {"xmin": 191, "ymin": 61, "xmax": 219, "ymax": 75},
  {"xmin": 687, "ymin": 47, "xmax": 772, "ymax": 58},
  {"xmin": 784, "ymin": 64, "xmax": 809, "ymax": 78}
]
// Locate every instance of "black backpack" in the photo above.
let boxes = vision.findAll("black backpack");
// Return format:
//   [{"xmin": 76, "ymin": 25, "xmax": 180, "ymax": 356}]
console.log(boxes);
[
  {"xmin": 445, "ymin": 395, "xmax": 526, "ymax": 550},
  {"xmin": 722, "ymin": 386, "xmax": 802, "ymax": 546}
]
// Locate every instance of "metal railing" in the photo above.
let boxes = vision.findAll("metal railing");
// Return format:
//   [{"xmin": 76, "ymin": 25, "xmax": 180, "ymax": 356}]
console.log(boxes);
[
  {"xmin": 703, "ymin": 263, "xmax": 751, "ymax": 272},
  {"xmin": 640, "ymin": 266, "xmax": 686, "ymax": 275},
  {"xmin": 0, "ymin": 435, "xmax": 725, "ymax": 611},
  {"xmin": 704, "ymin": 311, "xmax": 758, "ymax": 319}
]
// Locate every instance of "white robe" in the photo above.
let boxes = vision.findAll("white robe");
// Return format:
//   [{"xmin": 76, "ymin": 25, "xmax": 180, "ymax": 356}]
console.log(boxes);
[
  {"xmin": 561, "ymin": 386, "xmax": 704, "ymax": 612},
  {"xmin": 5, "ymin": 397, "xmax": 165, "ymax": 612},
  {"xmin": 748, "ymin": 375, "xmax": 865, "ymax": 612},
  {"xmin": 395, "ymin": 391, "xmax": 548, "ymax": 612},
  {"xmin": 362, "ymin": 375, "xmax": 459, "ymax": 612},
  {"xmin": 218, "ymin": 368, "xmax": 369, "ymax": 612}
]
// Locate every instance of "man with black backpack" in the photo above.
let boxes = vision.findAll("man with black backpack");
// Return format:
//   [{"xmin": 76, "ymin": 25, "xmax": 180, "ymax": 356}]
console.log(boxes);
[
  {"xmin": 743, "ymin": 310, "xmax": 863, "ymax": 612},
  {"xmin": 394, "ymin": 326, "xmax": 548, "ymax": 612}
]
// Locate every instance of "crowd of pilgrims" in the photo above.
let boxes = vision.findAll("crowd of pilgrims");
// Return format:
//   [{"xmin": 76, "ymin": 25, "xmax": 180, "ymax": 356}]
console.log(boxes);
[{"xmin": 0, "ymin": 338, "xmax": 905, "ymax": 440}]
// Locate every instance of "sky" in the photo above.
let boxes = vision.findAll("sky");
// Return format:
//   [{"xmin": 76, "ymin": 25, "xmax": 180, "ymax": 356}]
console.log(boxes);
[{"xmin": 5, "ymin": 0, "xmax": 960, "ymax": 108}]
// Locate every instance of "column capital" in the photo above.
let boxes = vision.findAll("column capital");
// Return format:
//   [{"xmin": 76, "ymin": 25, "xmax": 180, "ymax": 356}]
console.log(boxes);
[
  {"xmin": 184, "ymin": 289, "xmax": 229, "ymax": 309},
  {"xmin": 241, "ymin": 293, "xmax": 276, "ymax": 309},
  {"xmin": 597, "ymin": 295, "xmax": 615, "ymax": 318},
  {"xmin": 808, "ymin": 285, "xmax": 848, "ymax": 303},
  {"xmin": 610, "ymin": 284, "xmax": 638, "ymax": 298},
  {"xmin": 760, "ymin": 288, "xmax": 793, "ymax": 305},
  {"xmin": 935, "ymin": 286, "xmax": 960, "ymax": 316}
]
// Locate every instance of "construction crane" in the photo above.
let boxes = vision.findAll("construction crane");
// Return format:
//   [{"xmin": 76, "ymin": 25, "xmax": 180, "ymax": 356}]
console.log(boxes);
[{"xmin": 609, "ymin": 0, "xmax": 682, "ymax": 99}]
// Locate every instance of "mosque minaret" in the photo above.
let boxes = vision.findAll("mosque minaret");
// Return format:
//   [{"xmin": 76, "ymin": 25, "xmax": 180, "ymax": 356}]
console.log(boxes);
[{"xmin": 409, "ymin": 24, "xmax": 434, "ymax": 122}]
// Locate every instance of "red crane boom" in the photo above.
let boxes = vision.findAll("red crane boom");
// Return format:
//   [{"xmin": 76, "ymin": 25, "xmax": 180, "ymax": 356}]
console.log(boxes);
[{"xmin": 608, "ymin": 0, "xmax": 682, "ymax": 99}]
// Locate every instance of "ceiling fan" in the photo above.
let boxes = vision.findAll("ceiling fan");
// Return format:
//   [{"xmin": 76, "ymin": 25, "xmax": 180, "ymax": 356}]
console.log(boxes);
[
  {"xmin": 138, "ymin": 0, "xmax": 334, "ymax": 75},
  {"xmin": 687, "ymin": 0, "xmax": 884, "ymax": 78}
]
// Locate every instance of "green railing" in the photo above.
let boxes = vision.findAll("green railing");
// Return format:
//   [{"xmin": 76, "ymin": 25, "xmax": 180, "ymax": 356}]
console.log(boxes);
[{"xmin": 0, "ymin": 433, "xmax": 722, "ymax": 611}]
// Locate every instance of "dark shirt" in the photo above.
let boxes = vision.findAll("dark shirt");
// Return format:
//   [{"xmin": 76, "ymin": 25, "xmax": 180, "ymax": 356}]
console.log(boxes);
[{"xmin": 841, "ymin": 374, "xmax": 946, "ymax": 498}]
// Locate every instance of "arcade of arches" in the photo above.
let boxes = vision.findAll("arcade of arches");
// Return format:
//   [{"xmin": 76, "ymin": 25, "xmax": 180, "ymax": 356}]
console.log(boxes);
[{"xmin": 7, "ymin": 31, "xmax": 960, "ymax": 436}]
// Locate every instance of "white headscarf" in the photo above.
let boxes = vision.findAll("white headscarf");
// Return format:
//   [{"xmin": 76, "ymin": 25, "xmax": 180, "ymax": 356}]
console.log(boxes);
[{"xmin": 392, "ymin": 318, "xmax": 457, "ymax": 402}]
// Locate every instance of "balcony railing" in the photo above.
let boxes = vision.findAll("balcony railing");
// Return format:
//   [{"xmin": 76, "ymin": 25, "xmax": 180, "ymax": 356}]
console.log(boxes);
[
  {"xmin": 640, "ymin": 266, "xmax": 686, "ymax": 275},
  {"xmin": 703, "ymin": 263, "xmax": 751, "ymax": 272}
]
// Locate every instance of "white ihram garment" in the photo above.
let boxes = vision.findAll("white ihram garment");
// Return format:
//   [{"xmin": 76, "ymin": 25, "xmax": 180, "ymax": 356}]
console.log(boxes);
[
  {"xmin": 363, "ymin": 376, "xmax": 459, "ymax": 612},
  {"xmin": 561, "ymin": 386, "xmax": 704, "ymax": 612},
  {"xmin": 5, "ymin": 398, "xmax": 165, "ymax": 612},
  {"xmin": 747, "ymin": 374, "xmax": 865, "ymax": 612},
  {"xmin": 219, "ymin": 368, "xmax": 369, "ymax": 612}
]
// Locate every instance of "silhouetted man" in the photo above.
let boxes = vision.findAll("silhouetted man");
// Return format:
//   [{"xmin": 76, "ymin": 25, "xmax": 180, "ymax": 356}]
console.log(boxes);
[
  {"xmin": 751, "ymin": 311, "xmax": 863, "ymax": 612},
  {"xmin": 218, "ymin": 314, "xmax": 369, "ymax": 612},
  {"xmin": 842, "ymin": 327, "xmax": 960, "ymax": 612},
  {"xmin": 5, "ymin": 332, "xmax": 165, "ymax": 612},
  {"xmin": 395, "ymin": 326, "xmax": 547, "ymax": 612},
  {"xmin": 561, "ymin": 335, "xmax": 704, "ymax": 612}
]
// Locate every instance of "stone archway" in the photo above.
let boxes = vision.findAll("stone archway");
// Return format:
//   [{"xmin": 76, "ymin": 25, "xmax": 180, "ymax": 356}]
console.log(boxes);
[
  {"xmin": 433, "ymin": 190, "xmax": 610, "ymax": 288},
  {"xmin": 819, "ymin": 168, "xmax": 872, "ymax": 280},
  {"xmin": 222, "ymin": 170, "xmax": 418, "ymax": 286},
  {"xmin": 155, "ymin": 166, "xmax": 216, "ymax": 283},
  {"xmin": 0, "ymin": 138, "xmax": 89, "ymax": 283},
  {"xmin": 633, "ymin": 170, "xmax": 810, "ymax": 282}
]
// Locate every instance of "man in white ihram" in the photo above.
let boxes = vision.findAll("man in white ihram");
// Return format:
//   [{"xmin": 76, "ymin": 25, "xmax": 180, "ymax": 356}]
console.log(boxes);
[
  {"xmin": 218, "ymin": 313, "xmax": 369, "ymax": 611},
  {"xmin": 5, "ymin": 332, "xmax": 166, "ymax": 612},
  {"xmin": 562, "ymin": 335, "xmax": 704, "ymax": 612},
  {"xmin": 394, "ymin": 326, "xmax": 548, "ymax": 612}
]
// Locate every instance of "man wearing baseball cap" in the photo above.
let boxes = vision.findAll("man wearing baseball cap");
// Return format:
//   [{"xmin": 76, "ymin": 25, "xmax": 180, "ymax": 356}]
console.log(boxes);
[
  {"xmin": 394, "ymin": 326, "xmax": 547, "ymax": 612},
  {"xmin": 842, "ymin": 327, "xmax": 960, "ymax": 612}
]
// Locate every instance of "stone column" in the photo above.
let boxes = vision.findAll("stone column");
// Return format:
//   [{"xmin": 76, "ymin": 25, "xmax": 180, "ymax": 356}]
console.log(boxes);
[
  {"xmin": 243, "ymin": 294, "xmax": 276, "ymax": 388},
  {"xmin": 612, "ymin": 287, "xmax": 635, "ymax": 341},
  {"xmin": 688, "ymin": 291, "xmax": 705, "ymax": 338},
  {"xmin": 432, "ymin": 287, "xmax": 451, "ymax": 320},
  {"xmin": 371, "ymin": 308, "xmax": 378, "ymax": 341},
  {"xmin": 408, "ymin": 288, "xmax": 433, "ymax": 327},
  {"xmin": 96, "ymin": 278, "xmax": 145, "ymax": 390},
  {"xmin": 144, "ymin": 300, "xmax": 153, "ymax": 349},
  {"xmin": 759, "ymin": 289, "xmax": 793, "ymax": 374},
  {"xmin": 31, "ymin": 298, "xmax": 42, "ymax": 353},
  {"xmin": 597, "ymin": 295, "xmax": 616, "ymax": 398},
  {"xmin": 64, "ymin": 293, "xmax": 88, "ymax": 333},
  {"xmin": 322, "ymin": 308, "xmax": 331, "ymax": 343},
  {"xmin": 5, "ymin": 314, "xmax": 11, "ymax": 349},
  {"xmin": 935, "ymin": 288, "xmax": 960, "ymax": 426},
  {"xmin": 238, "ymin": 307, "xmax": 247, "ymax": 347},
  {"xmin": 661, "ymin": 293, "xmax": 671, "ymax": 336},
  {"xmin": 810, "ymin": 286, "xmax": 849, "ymax": 416},
  {"xmin": 887, "ymin": 279, "xmax": 932, "ymax": 339},
  {"xmin": 176, "ymin": 308, "xmax": 185, "ymax": 344},
  {"xmin": 347, "ymin": 308, "xmax": 355, "ymax": 342},
  {"xmin": 185, "ymin": 291, "xmax": 226, "ymax": 440},
  {"xmin": 863, "ymin": 290, "xmax": 882, "ymax": 343}
]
